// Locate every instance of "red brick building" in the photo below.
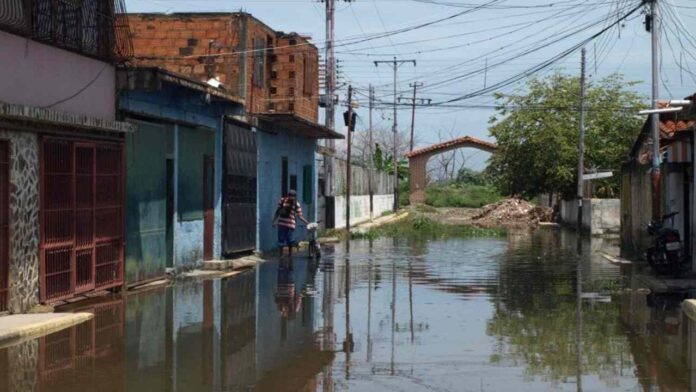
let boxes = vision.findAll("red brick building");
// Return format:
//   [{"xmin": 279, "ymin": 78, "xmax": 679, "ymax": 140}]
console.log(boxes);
[{"xmin": 128, "ymin": 13, "xmax": 319, "ymax": 121}]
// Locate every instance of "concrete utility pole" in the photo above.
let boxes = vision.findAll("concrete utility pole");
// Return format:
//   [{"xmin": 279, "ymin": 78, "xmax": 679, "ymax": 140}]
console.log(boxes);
[
  {"xmin": 368, "ymin": 84, "xmax": 375, "ymax": 218},
  {"xmin": 649, "ymin": 0, "xmax": 661, "ymax": 221},
  {"xmin": 321, "ymin": 0, "xmax": 353, "ymax": 217},
  {"xmin": 346, "ymin": 85, "xmax": 354, "ymax": 231},
  {"xmin": 398, "ymin": 82, "xmax": 431, "ymax": 152},
  {"xmin": 374, "ymin": 57, "xmax": 416, "ymax": 212},
  {"xmin": 577, "ymin": 48, "xmax": 586, "ymax": 234}
]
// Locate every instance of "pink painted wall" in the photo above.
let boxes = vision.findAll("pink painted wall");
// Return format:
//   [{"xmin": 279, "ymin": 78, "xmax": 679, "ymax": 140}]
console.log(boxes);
[{"xmin": 0, "ymin": 30, "xmax": 115, "ymax": 120}]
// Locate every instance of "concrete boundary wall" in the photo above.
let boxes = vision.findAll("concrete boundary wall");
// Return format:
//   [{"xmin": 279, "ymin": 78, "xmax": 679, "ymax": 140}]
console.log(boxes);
[
  {"xmin": 560, "ymin": 198, "xmax": 620, "ymax": 236},
  {"xmin": 334, "ymin": 194, "xmax": 394, "ymax": 229}
]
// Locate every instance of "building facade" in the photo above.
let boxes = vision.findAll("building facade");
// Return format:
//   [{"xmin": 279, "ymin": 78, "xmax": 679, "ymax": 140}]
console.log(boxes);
[
  {"xmin": 117, "ymin": 67, "xmax": 244, "ymax": 283},
  {"xmin": 621, "ymin": 97, "xmax": 696, "ymax": 270},
  {"xmin": 0, "ymin": 0, "xmax": 133, "ymax": 312},
  {"xmin": 127, "ymin": 12, "xmax": 341, "ymax": 254}
]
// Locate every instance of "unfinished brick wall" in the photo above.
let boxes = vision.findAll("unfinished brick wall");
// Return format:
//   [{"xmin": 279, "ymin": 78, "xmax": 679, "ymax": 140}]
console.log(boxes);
[
  {"xmin": 271, "ymin": 34, "xmax": 319, "ymax": 122},
  {"xmin": 128, "ymin": 13, "xmax": 319, "ymax": 120}
]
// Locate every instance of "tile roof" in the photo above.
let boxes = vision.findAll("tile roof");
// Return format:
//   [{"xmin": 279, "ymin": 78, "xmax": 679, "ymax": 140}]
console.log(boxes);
[
  {"xmin": 406, "ymin": 136, "xmax": 497, "ymax": 158},
  {"xmin": 660, "ymin": 119, "xmax": 696, "ymax": 139}
]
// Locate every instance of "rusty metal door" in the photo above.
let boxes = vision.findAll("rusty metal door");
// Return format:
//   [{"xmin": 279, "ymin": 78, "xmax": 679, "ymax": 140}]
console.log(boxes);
[
  {"xmin": 203, "ymin": 155, "xmax": 215, "ymax": 261},
  {"xmin": 222, "ymin": 122, "xmax": 257, "ymax": 255},
  {"xmin": 0, "ymin": 141, "xmax": 8, "ymax": 312},
  {"xmin": 41, "ymin": 139, "xmax": 124, "ymax": 302}
]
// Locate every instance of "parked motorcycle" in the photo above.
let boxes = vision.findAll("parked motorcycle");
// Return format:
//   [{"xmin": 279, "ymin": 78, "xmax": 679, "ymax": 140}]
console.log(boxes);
[{"xmin": 646, "ymin": 211, "xmax": 688, "ymax": 277}]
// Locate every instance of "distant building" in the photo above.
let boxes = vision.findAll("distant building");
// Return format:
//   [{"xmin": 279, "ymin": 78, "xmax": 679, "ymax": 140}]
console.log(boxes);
[
  {"xmin": 0, "ymin": 0, "xmax": 134, "ymax": 311},
  {"xmin": 126, "ymin": 12, "xmax": 341, "ymax": 253}
]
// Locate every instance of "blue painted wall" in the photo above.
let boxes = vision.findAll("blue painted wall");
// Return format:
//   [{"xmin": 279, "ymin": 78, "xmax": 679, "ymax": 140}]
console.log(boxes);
[
  {"xmin": 119, "ymin": 83, "xmax": 242, "ymax": 275},
  {"xmin": 256, "ymin": 130, "xmax": 317, "ymax": 252}
]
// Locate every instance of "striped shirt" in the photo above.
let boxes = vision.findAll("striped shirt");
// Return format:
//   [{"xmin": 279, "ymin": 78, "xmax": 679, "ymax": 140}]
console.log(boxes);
[{"xmin": 277, "ymin": 197, "xmax": 303, "ymax": 229}]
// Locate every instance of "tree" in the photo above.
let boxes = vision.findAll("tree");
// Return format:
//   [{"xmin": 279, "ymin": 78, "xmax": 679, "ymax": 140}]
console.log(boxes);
[{"xmin": 486, "ymin": 73, "xmax": 646, "ymax": 199}]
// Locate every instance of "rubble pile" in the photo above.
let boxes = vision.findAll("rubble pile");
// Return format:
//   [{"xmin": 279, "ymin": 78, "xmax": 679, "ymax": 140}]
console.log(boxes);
[{"xmin": 471, "ymin": 198, "xmax": 553, "ymax": 228}]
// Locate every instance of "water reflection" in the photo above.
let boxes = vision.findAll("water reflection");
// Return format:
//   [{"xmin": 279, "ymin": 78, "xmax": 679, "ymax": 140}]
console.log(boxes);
[{"xmin": 4, "ymin": 230, "xmax": 696, "ymax": 390}]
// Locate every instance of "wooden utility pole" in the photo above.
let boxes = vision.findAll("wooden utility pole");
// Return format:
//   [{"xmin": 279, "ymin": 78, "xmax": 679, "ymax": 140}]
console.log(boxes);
[
  {"xmin": 374, "ymin": 57, "xmax": 416, "ymax": 212},
  {"xmin": 577, "ymin": 48, "xmax": 587, "ymax": 234},
  {"xmin": 368, "ymin": 84, "xmax": 374, "ymax": 218},
  {"xmin": 346, "ymin": 85, "xmax": 354, "ymax": 231},
  {"xmin": 398, "ymin": 82, "xmax": 431, "ymax": 153}
]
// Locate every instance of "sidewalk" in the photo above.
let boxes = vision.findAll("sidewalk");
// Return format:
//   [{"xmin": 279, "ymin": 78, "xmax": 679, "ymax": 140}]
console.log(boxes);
[{"xmin": 0, "ymin": 313, "xmax": 93, "ymax": 348}]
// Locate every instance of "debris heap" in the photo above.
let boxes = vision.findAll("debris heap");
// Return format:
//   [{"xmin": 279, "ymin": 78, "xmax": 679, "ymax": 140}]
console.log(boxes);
[{"xmin": 471, "ymin": 198, "xmax": 553, "ymax": 228}]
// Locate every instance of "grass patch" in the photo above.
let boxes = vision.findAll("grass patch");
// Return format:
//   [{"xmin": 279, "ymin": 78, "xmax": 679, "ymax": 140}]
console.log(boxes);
[
  {"xmin": 425, "ymin": 184, "xmax": 501, "ymax": 208},
  {"xmin": 352, "ymin": 214, "xmax": 505, "ymax": 240}
]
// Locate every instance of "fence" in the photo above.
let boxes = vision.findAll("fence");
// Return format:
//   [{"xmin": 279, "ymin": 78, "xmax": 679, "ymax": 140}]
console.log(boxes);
[{"xmin": 333, "ymin": 158, "xmax": 394, "ymax": 197}]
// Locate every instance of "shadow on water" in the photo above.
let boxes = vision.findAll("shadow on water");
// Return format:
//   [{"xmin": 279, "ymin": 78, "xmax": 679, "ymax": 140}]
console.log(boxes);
[{"xmin": 2, "ymin": 229, "xmax": 696, "ymax": 391}]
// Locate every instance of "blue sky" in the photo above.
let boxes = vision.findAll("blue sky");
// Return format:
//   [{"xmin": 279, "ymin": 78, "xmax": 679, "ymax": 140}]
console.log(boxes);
[{"xmin": 126, "ymin": 0, "xmax": 696, "ymax": 169}]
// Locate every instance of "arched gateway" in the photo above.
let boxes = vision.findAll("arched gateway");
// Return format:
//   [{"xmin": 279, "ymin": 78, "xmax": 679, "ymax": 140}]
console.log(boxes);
[{"xmin": 406, "ymin": 136, "xmax": 497, "ymax": 204}]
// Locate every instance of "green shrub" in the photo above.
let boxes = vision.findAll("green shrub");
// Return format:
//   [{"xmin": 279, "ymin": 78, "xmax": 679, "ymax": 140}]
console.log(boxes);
[
  {"xmin": 425, "ymin": 184, "xmax": 501, "ymax": 208},
  {"xmin": 351, "ymin": 213, "xmax": 505, "ymax": 240}
]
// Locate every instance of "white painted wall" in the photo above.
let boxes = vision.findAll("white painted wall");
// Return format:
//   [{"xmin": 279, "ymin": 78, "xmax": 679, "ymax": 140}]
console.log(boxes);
[
  {"xmin": 0, "ymin": 31, "xmax": 116, "ymax": 120},
  {"xmin": 334, "ymin": 194, "xmax": 394, "ymax": 228},
  {"xmin": 560, "ymin": 198, "xmax": 620, "ymax": 236}
]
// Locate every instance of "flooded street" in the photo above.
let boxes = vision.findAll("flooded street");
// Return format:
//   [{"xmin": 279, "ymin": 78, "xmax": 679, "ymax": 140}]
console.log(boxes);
[{"xmin": 1, "ymin": 229, "xmax": 695, "ymax": 391}]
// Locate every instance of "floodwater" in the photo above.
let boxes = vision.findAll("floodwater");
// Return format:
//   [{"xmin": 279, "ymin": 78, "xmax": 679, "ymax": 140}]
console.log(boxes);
[{"xmin": 1, "ymin": 229, "xmax": 695, "ymax": 391}]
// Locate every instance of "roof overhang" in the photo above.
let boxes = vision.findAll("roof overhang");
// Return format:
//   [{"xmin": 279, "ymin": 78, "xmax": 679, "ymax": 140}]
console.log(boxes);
[
  {"xmin": 117, "ymin": 66, "xmax": 245, "ymax": 106},
  {"xmin": 0, "ymin": 101, "xmax": 134, "ymax": 133},
  {"xmin": 255, "ymin": 113, "xmax": 344, "ymax": 139}
]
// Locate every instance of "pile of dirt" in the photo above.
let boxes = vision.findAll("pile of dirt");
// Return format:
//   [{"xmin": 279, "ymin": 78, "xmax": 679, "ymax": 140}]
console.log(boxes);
[{"xmin": 471, "ymin": 198, "xmax": 553, "ymax": 228}]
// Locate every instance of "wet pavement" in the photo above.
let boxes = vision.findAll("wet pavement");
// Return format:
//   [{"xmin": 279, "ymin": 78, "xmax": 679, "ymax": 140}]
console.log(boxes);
[{"xmin": 1, "ymin": 228, "xmax": 696, "ymax": 391}]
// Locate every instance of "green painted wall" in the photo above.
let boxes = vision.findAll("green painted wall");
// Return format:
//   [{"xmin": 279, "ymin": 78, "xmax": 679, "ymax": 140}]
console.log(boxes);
[
  {"xmin": 125, "ymin": 121, "xmax": 171, "ymax": 284},
  {"xmin": 177, "ymin": 126, "xmax": 215, "ymax": 221}
]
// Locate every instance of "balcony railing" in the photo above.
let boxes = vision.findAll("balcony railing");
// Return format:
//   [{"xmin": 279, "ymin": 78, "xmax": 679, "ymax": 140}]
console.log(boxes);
[{"xmin": 0, "ymin": 0, "xmax": 132, "ymax": 62}]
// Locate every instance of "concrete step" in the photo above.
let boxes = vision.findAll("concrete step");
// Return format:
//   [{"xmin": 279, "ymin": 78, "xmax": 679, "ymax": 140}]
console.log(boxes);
[
  {"xmin": 201, "ymin": 255, "xmax": 263, "ymax": 271},
  {"xmin": 0, "ymin": 313, "xmax": 93, "ymax": 348}
]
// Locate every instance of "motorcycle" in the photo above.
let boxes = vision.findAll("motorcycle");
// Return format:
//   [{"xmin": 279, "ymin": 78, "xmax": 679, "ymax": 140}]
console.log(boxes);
[{"xmin": 646, "ymin": 211, "xmax": 688, "ymax": 277}]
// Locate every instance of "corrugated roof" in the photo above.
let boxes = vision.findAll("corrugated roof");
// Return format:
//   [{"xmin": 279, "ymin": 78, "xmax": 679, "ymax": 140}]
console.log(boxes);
[{"xmin": 406, "ymin": 136, "xmax": 496, "ymax": 158}]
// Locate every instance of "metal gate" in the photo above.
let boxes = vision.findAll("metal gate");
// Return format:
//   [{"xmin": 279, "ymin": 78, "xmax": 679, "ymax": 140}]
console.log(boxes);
[
  {"xmin": 223, "ymin": 122, "xmax": 257, "ymax": 255},
  {"xmin": 41, "ymin": 139, "xmax": 124, "ymax": 302},
  {"xmin": 0, "ymin": 141, "xmax": 8, "ymax": 312}
]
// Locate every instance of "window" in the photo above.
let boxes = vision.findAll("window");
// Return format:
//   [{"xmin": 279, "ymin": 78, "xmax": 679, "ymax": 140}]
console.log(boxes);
[
  {"xmin": 289, "ymin": 55, "xmax": 295, "ymax": 63},
  {"xmin": 289, "ymin": 39, "xmax": 297, "ymax": 46},
  {"xmin": 289, "ymin": 71, "xmax": 296, "ymax": 79},
  {"xmin": 267, "ymin": 102, "xmax": 276, "ymax": 111},
  {"xmin": 288, "ymin": 103, "xmax": 295, "ymax": 112},
  {"xmin": 289, "ymin": 87, "xmax": 295, "ymax": 96},
  {"xmin": 270, "ymin": 87, "xmax": 277, "ymax": 95},
  {"xmin": 281, "ymin": 157, "xmax": 288, "ymax": 197},
  {"xmin": 271, "ymin": 71, "xmax": 278, "ymax": 79}
]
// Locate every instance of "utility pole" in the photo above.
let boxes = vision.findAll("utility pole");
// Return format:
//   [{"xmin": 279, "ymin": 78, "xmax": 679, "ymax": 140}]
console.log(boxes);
[
  {"xmin": 368, "ymin": 84, "xmax": 375, "ymax": 219},
  {"xmin": 398, "ymin": 82, "xmax": 431, "ymax": 152},
  {"xmin": 374, "ymin": 57, "xmax": 416, "ymax": 212},
  {"xmin": 345, "ymin": 85, "xmax": 354, "ymax": 231},
  {"xmin": 577, "ymin": 48, "xmax": 586, "ymax": 234},
  {"xmin": 649, "ymin": 0, "xmax": 661, "ymax": 221},
  {"xmin": 321, "ymin": 0, "xmax": 353, "ymax": 225}
]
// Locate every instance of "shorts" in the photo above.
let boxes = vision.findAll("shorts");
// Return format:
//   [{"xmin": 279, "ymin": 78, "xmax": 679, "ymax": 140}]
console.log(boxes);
[{"xmin": 277, "ymin": 225, "xmax": 297, "ymax": 247}]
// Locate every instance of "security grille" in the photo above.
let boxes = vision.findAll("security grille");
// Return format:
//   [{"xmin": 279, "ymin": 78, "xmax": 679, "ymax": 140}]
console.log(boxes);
[{"xmin": 41, "ymin": 139, "xmax": 123, "ymax": 302}]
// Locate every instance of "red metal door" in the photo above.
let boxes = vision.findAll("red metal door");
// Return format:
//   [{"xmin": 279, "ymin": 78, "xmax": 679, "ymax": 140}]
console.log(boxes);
[
  {"xmin": 41, "ymin": 139, "xmax": 123, "ymax": 302},
  {"xmin": 203, "ymin": 155, "xmax": 214, "ymax": 261},
  {"xmin": 0, "ymin": 141, "xmax": 9, "ymax": 312}
]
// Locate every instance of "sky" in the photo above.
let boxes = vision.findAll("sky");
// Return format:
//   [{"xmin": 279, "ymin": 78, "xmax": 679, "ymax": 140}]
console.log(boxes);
[{"xmin": 125, "ymin": 0, "xmax": 696, "ymax": 170}]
